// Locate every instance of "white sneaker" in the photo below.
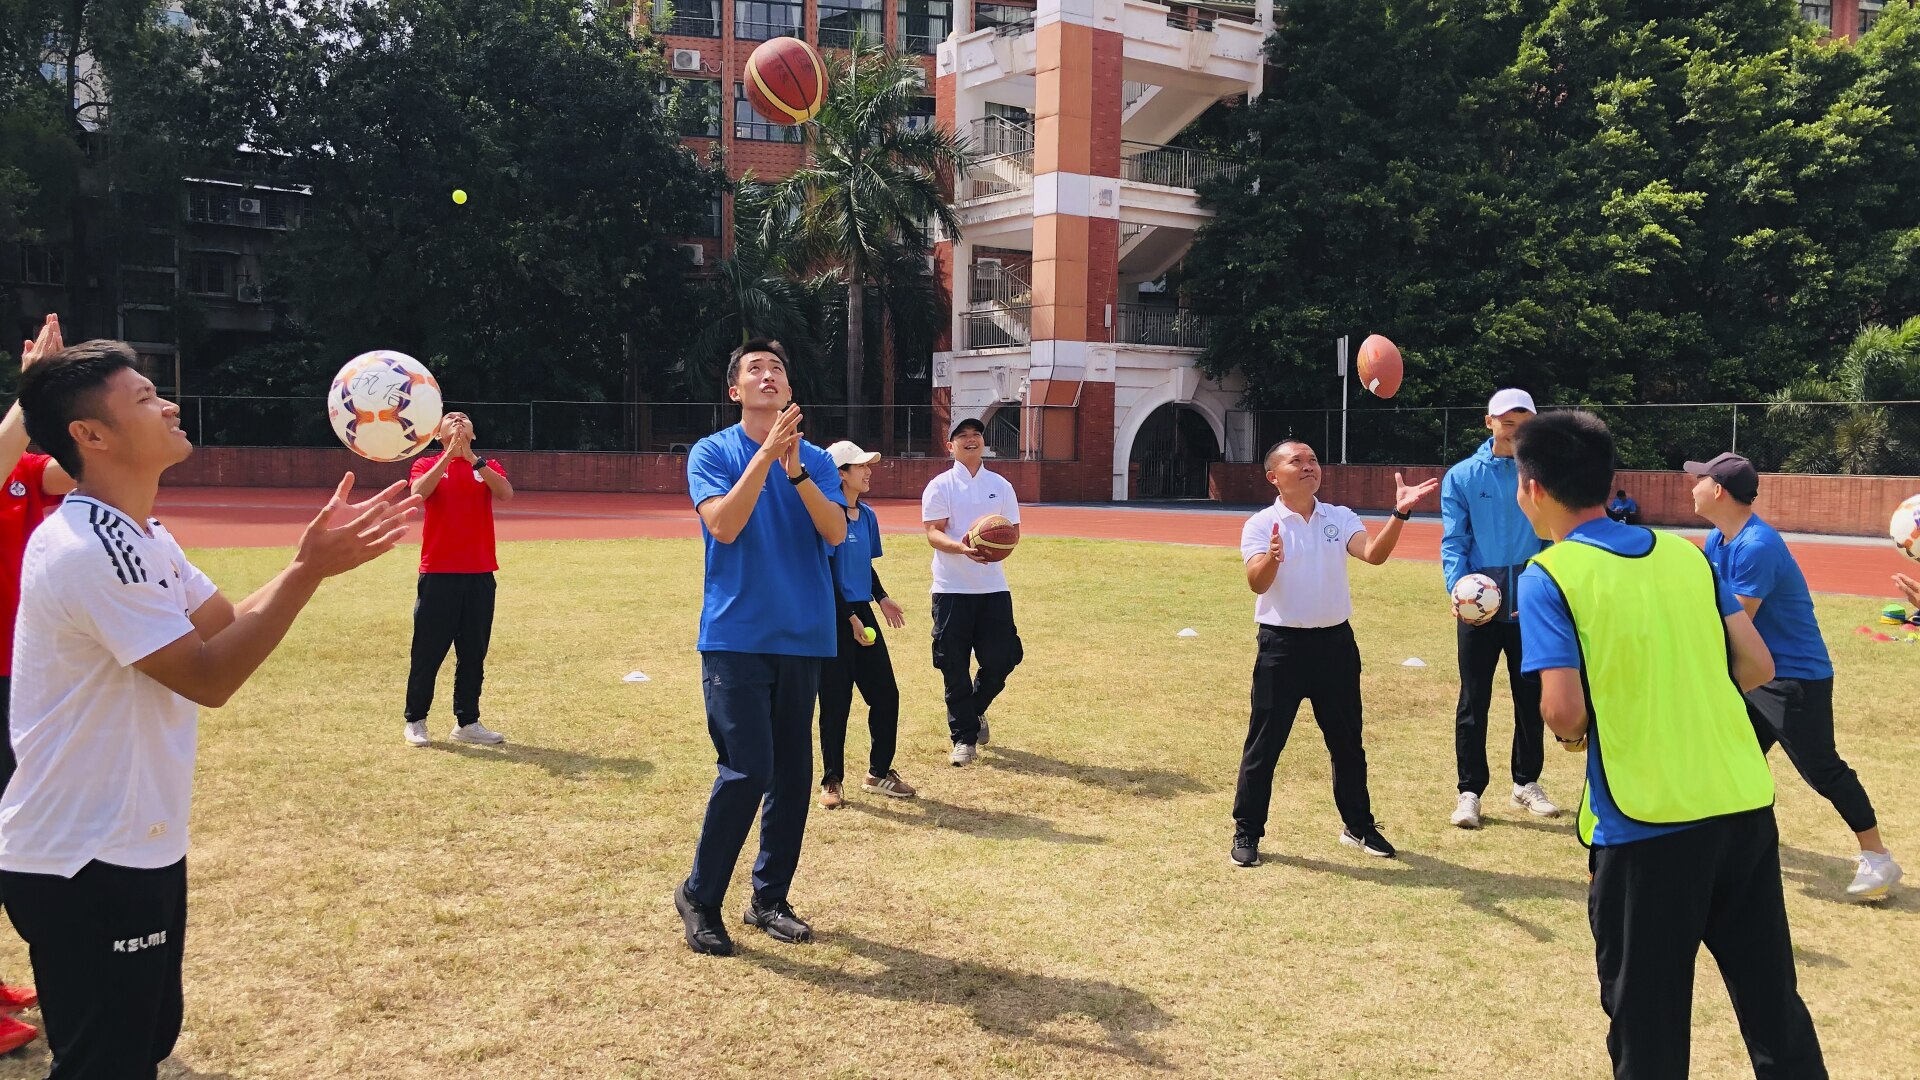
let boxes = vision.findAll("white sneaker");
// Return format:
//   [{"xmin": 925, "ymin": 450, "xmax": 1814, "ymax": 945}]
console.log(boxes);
[
  {"xmin": 1848, "ymin": 851, "xmax": 1903, "ymax": 899},
  {"xmin": 1512, "ymin": 782, "xmax": 1561, "ymax": 818},
  {"xmin": 977, "ymin": 716, "xmax": 990, "ymax": 746},
  {"xmin": 1451, "ymin": 792, "xmax": 1483, "ymax": 829},
  {"xmin": 451, "ymin": 722, "xmax": 506, "ymax": 745},
  {"xmin": 404, "ymin": 721, "xmax": 430, "ymax": 748},
  {"xmin": 949, "ymin": 742, "xmax": 977, "ymax": 767}
]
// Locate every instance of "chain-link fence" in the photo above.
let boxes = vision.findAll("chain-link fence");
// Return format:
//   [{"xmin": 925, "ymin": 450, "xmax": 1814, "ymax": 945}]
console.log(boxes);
[{"xmin": 1249, "ymin": 401, "xmax": 1920, "ymax": 475}]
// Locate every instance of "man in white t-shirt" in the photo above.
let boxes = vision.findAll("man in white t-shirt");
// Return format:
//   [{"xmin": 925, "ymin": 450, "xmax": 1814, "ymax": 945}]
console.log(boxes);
[
  {"xmin": 1230, "ymin": 440, "xmax": 1438, "ymax": 868},
  {"xmin": 921, "ymin": 417, "xmax": 1022, "ymax": 766},
  {"xmin": 0, "ymin": 340, "xmax": 417, "ymax": 1078}
]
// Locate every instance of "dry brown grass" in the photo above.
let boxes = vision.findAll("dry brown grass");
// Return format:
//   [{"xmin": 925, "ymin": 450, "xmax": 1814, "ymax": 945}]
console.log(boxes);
[{"xmin": 0, "ymin": 535, "xmax": 1914, "ymax": 1078}]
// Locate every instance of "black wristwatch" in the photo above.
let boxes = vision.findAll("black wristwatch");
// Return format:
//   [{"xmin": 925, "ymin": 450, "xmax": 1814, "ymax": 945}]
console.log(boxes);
[
  {"xmin": 471, "ymin": 455, "xmax": 488, "ymax": 472},
  {"xmin": 1392, "ymin": 509, "xmax": 1412, "ymax": 521},
  {"xmin": 787, "ymin": 465, "xmax": 809, "ymax": 486}
]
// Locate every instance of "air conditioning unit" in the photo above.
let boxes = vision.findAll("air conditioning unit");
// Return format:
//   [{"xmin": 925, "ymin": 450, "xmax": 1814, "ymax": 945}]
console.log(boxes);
[
  {"xmin": 677, "ymin": 242, "xmax": 706, "ymax": 266},
  {"xmin": 672, "ymin": 49, "xmax": 702, "ymax": 72},
  {"xmin": 991, "ymin": 365, "xmax": 1019, "ymax": 403},
  {"xmin": 976, "ymin": 258, "xmax": 1002, "ymax": 281},
  {"xmin": 236, "ymin": 197, "xmax": 262, "ymax": 215},
  {"xmin": 236, "ymin": 283, "xmax": 262, "ymax": 303}
]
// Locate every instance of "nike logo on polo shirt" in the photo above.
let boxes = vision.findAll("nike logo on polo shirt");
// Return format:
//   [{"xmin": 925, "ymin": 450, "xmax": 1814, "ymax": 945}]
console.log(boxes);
[
  {"xmin": 1477, "ymin": 492, "xmax": 1491, "ymax": 498},
  {"xmin": 987, "ymin": 493, "xmax": 998, "ymax": 498}
]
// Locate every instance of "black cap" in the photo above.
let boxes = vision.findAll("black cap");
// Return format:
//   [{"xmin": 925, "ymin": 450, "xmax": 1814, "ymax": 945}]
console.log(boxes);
[
  {"xmin": 1684, "ymin": 452, "xmax": 1758, "ymax": 502},
  {"xmin": 950, "ymin": 417, "xmax": 986, "ymax": 438}
]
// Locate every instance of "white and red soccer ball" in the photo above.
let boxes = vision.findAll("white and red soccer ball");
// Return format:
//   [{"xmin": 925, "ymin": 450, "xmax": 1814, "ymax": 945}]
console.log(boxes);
[
  {"xmin": 1451, "ymin": 573, "xmax": 1502, "ymax": 626},
  {"xmin": 1893, "ymin": 494, "xmax": 1920, "ymax": 563},
  {"xmin": 327, "ymin": 350, "xmax": 444, "ymax": 462}
]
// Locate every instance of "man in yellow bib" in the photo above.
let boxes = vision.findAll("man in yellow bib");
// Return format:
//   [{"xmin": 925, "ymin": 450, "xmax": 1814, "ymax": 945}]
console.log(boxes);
[{"xmin": 1512, "ymin": 411, "xmax": 1825, "ymax": 1079}]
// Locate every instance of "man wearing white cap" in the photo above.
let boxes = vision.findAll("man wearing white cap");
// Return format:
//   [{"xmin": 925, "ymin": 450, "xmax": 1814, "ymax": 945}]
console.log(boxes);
[
  {"xmin": 816, "ymin": 441, "xmax": 915, "ymax": 809},
  {"xmin": 1439, "ymin": 388, "xmax": 1559, "ymax": 829}
]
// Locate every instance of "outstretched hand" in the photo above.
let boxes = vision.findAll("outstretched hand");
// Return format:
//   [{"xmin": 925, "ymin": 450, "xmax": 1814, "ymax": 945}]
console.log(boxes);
[
  {"xmin": 21, "ymin": 314, "xmax": 61, "ymax": 369},
  {"xmin": 292, "ymin": 474, "xmax": 421, "ymax": 582},
  {"xmin": 1897, "ymin": 573, "xmax": 1920, "ymax": 610},
  {"xmin": 1394, "ymin": 473, "xmax": 1441, "ymax": 515}
]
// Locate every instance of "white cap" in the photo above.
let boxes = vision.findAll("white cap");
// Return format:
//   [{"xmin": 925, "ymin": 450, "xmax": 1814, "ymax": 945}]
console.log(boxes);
[
  {"xmin": 826, "ymin": 441, "xmax": 881, "ymax": 469},
  {"xmin": 1487, "ymin": 388, "xmax": 1537, "ymax": 417}
]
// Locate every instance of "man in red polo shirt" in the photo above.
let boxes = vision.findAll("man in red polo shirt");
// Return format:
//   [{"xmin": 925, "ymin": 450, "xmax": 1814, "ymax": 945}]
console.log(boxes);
[
  {"xmin": 403, "ymin": 411, "xmax": 513, "ymax": 747},
  {"xmin": 0, "ymin": 314, "xmax": 78, "ymax": 1053}
]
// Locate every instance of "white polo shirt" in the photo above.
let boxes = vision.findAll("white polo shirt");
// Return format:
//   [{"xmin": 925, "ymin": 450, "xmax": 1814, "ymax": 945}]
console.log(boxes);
[
  {"xmin": 921, "ymin": 461, "xmax": 1021, "ymax": 594},
  {"xmin": 0, "ymin": 496, "xmax": 216, "ymax": 877},
  {"xmin": 1240, "ymin": 498, "xmax": 1367, "ymax": 628}
]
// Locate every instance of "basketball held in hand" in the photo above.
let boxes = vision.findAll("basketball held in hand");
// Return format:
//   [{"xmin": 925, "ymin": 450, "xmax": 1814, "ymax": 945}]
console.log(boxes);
[
  {"xmin": 966, "ymin": 514, "xmax": 1018, "ymax": 562},
  {"xmin": 744, "ymin": 37, "xmax": 828, "ymax": 126}
]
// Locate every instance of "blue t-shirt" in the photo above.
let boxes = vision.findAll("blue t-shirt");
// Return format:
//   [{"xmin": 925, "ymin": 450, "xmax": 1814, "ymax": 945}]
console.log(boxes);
[
  {"xmin": 830, "ymin": 502, "xmax": 883, "ymax": 604},
  {"xmin": 688, "ymin": 426, "xmax": 845, "ymax": 656},
  {"xmin": 1518, "ymin": 518, "xmax": 1743, "ymax": 847},
  {"xmin": 1702, "ymin": 515, "xmax": 1833, "ymax": 681}
]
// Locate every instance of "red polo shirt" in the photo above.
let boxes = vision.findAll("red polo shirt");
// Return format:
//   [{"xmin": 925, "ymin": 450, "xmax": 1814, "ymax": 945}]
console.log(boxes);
[
  {"xmin": 410, "ymin": 453, "xmax": 503, "ymax": 574},
  {"xmin": 1, "ymin": 454, "xmax": 58, "ymax": 675}
]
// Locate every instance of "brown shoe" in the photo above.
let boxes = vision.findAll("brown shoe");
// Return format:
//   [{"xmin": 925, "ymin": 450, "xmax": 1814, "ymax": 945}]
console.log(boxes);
[
  {"xmin": 862, "ymin": 770, "xmax": 918, "ymax": 799},
  {"xmin": 819, "ymin": 783, "xmax": 844, "ymax": 809}
]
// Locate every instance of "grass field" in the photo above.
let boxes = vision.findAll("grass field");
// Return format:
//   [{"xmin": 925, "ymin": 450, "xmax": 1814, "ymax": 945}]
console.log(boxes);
[{"xmin": 0, "ymin": 534, "xmax": 1915, "ymax": 1079}]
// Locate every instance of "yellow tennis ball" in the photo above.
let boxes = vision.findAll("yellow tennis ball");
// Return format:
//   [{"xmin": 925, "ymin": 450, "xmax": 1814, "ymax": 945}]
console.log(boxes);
[
  {"xmin": 452, "ymin": 189, "xmax": 468, "ymax": 205},
  {"xmin": 863, "ymin": 626, "xmax": 877, "ymax": 643}
]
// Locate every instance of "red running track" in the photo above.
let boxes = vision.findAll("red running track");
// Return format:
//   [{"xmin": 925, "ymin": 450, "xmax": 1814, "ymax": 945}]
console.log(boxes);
[{"xmin": 151, "ymin": 487, "xmax": 1915, "ymax": 599}]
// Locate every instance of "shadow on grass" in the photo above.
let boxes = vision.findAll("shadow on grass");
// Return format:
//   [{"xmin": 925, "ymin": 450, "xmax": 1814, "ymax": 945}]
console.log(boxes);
[
  {"xmin": 1779, "ymin": 845, "xmax": 1917, "ymax": 911},
  {"xmin": 161, "ymin": 1063, "xmax": 236, "ymax": 1080},
  {"xmin": 431, "ymin": 740, "xmax": 655, "ymax": 782},
  {"xmin": 744, "ymin": 933, "xmax": 1172, "ymax": 1068},
  {"xmin": 978, "ymin": 745, "xmax": 1213, "ymax": 799},
  {"xmin": 1481, "ymin": 812, "xmax": 1576, "ymax": 836},
  {"xmin": 1267, "ymin": 849, "xmax": 1585, "ymax": 943},
  {"xmin": 844, "ymin": 794, "xmax": 1105, "ymax": 846}
]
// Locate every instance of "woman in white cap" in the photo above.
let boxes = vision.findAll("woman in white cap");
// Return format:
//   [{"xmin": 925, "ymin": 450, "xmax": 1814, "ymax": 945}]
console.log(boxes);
[{"xmin": 817, "ymin": 441, "xmax": 914, "ymax": 808}]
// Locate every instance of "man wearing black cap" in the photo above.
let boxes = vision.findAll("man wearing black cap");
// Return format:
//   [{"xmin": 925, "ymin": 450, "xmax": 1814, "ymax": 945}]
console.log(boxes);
[
  {"xmin": 1689, "ymin": 451, "xmax": 1902, "ymax": 899},
  {"xmin": 921, "ymin": 417, "xmax": 1021, "ymax": 766}
]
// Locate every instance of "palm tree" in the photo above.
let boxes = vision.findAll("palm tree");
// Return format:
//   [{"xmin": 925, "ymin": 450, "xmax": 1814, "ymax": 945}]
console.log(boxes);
[
  {"xmin": 773, "ymin": 37, "xmax": 972, "ymax": 442},
  {"xmin": 686, "ymin": 181, "xmax": 839, "ymax": 403},
  {"xmin": 1765, "ymin": 316, "xmax": 1920, "ymax": 474}
]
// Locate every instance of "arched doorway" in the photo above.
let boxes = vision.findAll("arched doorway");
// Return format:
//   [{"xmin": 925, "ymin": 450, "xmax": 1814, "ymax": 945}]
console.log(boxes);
[{"xmin": 1130, "ymin": 404, "xmax": 1221, "ymax": 500}]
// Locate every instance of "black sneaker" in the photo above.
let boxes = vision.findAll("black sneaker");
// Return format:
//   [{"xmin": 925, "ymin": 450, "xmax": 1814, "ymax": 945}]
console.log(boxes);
[
  {"xmin": 744, "ymin": 896, "xmax": 814, "ymax": 944},
  {"xmin": 1231, "ymin": 830, "xmax": 1261, "ymax": 867},
  {"xmin": 675, "ymin": 881, "xmax": 734, "ymax": 956},
  {"xmin": 1339, "ymin": 822, "xmax": 1396, "ymax": 859}
]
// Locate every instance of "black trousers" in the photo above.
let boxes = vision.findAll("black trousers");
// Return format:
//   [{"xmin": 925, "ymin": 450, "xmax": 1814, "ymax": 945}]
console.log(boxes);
[
  {"xmin": 818, "ymin": 601, "xmax": 900, "ymax": 785},
  {"xmin": 1232, "ymin": 623, "xmax": 1373, "ymax": 837},
  {"xmin": 404, "ymin": 572, "xmax": 496, "ymax": 725},
  {"xmin": 930, "ymin": 591, "xmax": 1023, "ymax": 745},
  {"xmin": 0, "ymin": 859, "xmax": 188, "ymax": 1080},
  {"xmin": 1746, "ymin": 678, "xmax": 1876, "ymax": 835},
  {"xmin": 1589, "ymin": 811, "xmax": 1825, "ymax": 1079},
  {"xmin": 1454, "ymin": 618, "xmax": 1545, "ymax": 795}
]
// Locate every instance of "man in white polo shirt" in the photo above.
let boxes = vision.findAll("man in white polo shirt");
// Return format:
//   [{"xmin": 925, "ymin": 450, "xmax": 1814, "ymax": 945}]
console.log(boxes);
[
  {"xmin": 922, "ymin": 417, "xmax": 1022, "ymax": 766},
  {"xmin": 0, "ymin": 341, "xmax": 416, "ymax": 1078},
  {"xmin": 1230, "ymin": 439, "xmax": 1438, "ymax": 867}
]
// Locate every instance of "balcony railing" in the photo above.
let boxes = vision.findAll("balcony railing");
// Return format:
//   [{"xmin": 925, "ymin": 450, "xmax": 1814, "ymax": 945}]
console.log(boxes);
[
  {"xmin": 970, "ymin": 115, "xmax": 1035, "ymax": 156},
  {"xmin": 661, "ymin": 11, "xmax": 719, "ymax": 35},
  {"xmin": 1114, "ymin": 304, "xmax": 1212, "ymax": 349},
  {"xmin": 965, "ymin": 306, "xmax": 1031, "ymax": 349},
  {"xmin": 735, "ymin": 16, "xmax": 802, "ymax": 40},
  {"xmin": 1121, "ymin": 140, "xmax": 1240, "ymax": 190},
  {"xmin": 966, "ymin": 151, "xmax": 1032, "ymax": 199},
  {"xmin": 969, "ymin": 261, "xmax": 1032, "ymax": 306},
  {"xmin": 975, "ymin": 2, "xmax": 1035, "ymax": 34}
]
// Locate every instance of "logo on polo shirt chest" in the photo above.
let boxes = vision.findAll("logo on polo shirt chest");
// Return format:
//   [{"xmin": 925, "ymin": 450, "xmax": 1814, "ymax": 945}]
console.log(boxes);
[
  {"xmin": 1323, "ymin": 523, "xmax": 1340, "ymax": 542},
  {"xmin": 7, "ymin": 481, "xmax": 23, "ymax": 498}
]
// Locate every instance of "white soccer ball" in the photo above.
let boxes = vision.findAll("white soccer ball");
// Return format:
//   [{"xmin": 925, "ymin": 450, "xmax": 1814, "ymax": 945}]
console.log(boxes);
[
  {"xmin": 1451, "ymin": 572, "xmax": 1502, "ymax": 626},
  {"xmin": 326, "ymin": 351, "xmax": 444, "ymax": 462},
  {"xmin": 1892, "ymin": 494, "xmax": 1920, "ymax": 564}
]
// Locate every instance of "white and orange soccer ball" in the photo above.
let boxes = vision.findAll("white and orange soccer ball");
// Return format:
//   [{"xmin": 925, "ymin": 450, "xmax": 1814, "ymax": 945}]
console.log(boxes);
[
  {"xmin": 1451, "ymin": 573, "xmax": 1502, "ymax": 626},
  {"xmin": 327, "ymin": 350, "xmax": 443, "ymax": 462},
  {"xmin": 1892, "ymin": 494, "xmax": 1920, "ymax": 563}
]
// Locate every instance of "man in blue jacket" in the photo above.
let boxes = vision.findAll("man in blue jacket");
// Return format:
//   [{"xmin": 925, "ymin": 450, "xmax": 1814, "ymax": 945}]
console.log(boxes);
[{"xmin": 1440, "ymin": 389, "xmax": 1559, "ymax": 828}]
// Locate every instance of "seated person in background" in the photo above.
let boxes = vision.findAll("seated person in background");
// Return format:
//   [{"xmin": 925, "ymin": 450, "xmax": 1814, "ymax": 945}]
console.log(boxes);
[{"xmin": 1606, "ymin": 488, "xmax": 1639, "ymax": 523}]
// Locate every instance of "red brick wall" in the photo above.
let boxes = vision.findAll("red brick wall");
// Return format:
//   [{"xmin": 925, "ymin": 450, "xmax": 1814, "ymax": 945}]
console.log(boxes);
[{"xmin": 1208, "ymin": 462, "xmax": 1918, "ymax": 538}]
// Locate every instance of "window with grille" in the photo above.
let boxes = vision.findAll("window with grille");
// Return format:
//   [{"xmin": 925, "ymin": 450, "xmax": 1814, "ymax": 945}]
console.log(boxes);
[
  {"xmin": 819, "ymin": 0, "xmax": 882, "ymax": 48},
  {"xmin": 903, "ymin": 0, "xmax": 952, "ymax": 53},
  {"xmin": 653, "ymin": 0, "xmax": 720, "ymax": 36},
  {"xmin": 702, "ymin": 196, "xmax": 723, "ymax": 238},
  {"xmin": 19, "ymin": 247, "xmax": 66, "ymax": 285},
  {"xmin": 183, "ymin": 254, "xmax": 232, "ymax": 296},
  {"xmin": 904, "ymin": 96, "xmax": 936, "ymax": 133},
  {"xmin": 663, "ymin": 79, "xmax": 721, "ymax": 137},
  {"xmin": 1860, "ymin": 0, "xmax": 1884, "ymax": 32},
  {"xmin": 1800, "ymin": 0, "xmax": 1833, "ymax": 28},
  {"xmin": 736, "ymin": 0, "xmax": 802, "ymax": 41},
  {"xmin": 735, "ymin": 83, "xmax": 804, "ymax": 142}
]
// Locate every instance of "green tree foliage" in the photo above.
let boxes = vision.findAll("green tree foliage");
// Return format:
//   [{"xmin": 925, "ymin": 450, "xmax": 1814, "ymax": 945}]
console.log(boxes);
[
  {"xmin": 1766, "ymin": 315, "xmax": 1920, "ymax": 473},
  {"xmin": 123, "ymin": 0, "xmax": 721, "ymax": 406},
  {"xmin": 1184, "ymin": 0, "xmax": 1920, "ymax": 446}
]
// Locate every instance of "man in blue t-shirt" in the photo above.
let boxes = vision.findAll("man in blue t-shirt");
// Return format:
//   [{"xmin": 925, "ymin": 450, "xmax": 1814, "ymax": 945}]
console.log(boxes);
[
  {"xmin": 1688, "ymin": 451, "xmax": 1901, "ymax": 899},
  {"xmin": 675, "ymin": 339, "xmax": 848, "ymax": 957}
]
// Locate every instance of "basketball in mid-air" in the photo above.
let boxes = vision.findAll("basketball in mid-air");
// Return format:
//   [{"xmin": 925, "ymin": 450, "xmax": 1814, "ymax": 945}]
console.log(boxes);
[
  {"xmin": 967, "ymin": 514, "xmax": 1018, "ymax": 562},
  {"xmin": 1357, "ymin": 334, "xmax": 1403, "ymax": 398},
  {"xmin": 744, "ymin": 37, "xmax": 828, "ymax": 126}
]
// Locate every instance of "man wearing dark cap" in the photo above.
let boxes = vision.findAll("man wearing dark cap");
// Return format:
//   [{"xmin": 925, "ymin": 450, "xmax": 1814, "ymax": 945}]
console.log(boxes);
[
  {"xmin": 921, "ymin": 417, "xmax": 1022, "ymax": 766},
  {"xmin": 1689, "ymin": 451, "xmax": 1902, "ymax": 899}
]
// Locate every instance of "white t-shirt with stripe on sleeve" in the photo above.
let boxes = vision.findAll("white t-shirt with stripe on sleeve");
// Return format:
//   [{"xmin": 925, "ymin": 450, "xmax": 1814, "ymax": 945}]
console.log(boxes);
[{"xmin": 0, "ymin": 496, "xmax": 217, "ymax": 877}]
